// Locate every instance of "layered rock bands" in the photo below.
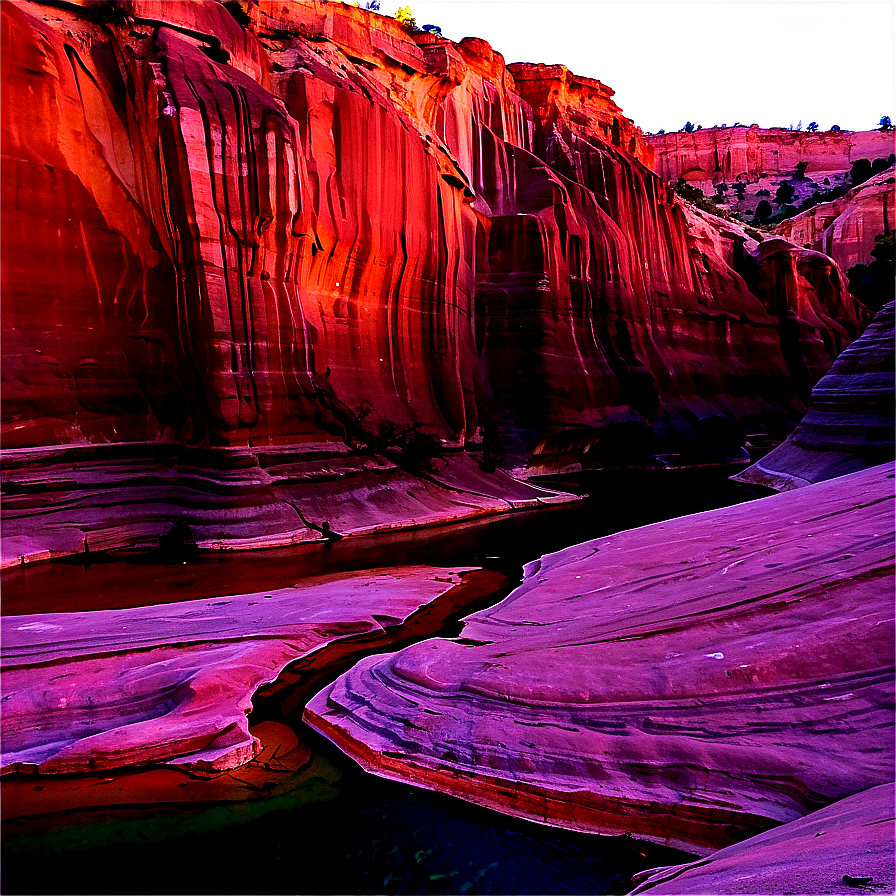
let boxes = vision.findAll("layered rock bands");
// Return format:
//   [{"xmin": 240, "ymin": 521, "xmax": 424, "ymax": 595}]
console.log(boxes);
[
  {"xmin": 1, "ymin": 0, "xmax": 867, "ymax": 559},
  {"xmin": 735, "ymin": 301, "xmax": 895, "ymax": 490},
  {"xmin": 306, "ymin": 463, "xmax": 895, "ymax": 855},
  {"xmin": 1, "ymin": 565, "xmax": 477, "ymax": 773}
]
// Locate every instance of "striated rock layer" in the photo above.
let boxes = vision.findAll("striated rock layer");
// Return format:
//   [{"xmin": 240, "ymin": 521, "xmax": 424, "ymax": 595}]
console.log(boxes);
[
  {"xmin": 1, "ymin": 565, "xmax": 475, "ymax": 773},
  {"xmin": 734, "ymin": 301, "xmax": 895, "ymax": 491},
  {"xmin": 776, "ymin": 168, "xmax": 895, "ymax": 273},
  {"xmin": 648, "ymin": 125, "xmax": 895, "ymax": 193},
  {"xmin": 306, "ymin": 463, "xmax": 896, "ymax": 855},
  {"xmin": 630, "ymin": 783, "xmax": 896, "ymax": 895},
  {"xmin": 0, "ymin": 0, "xmax": 865, "ymax": 560}
]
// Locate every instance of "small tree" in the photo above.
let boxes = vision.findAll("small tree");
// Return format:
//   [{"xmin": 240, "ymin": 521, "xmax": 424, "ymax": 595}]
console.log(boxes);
[
  {"xmin": 879, "ymin": 115, "xmax": 893, "ymax": 131},
  {"xmin": 795, "ymin": 161, "xmax": 809, "ymax": 180},
  {"xmin": 682, "ymin": 121, "xmax": 696, "ymax": 133},
  {"xmin": 394, "ymin": 5, "xmax": 417, "ymax": 30},
  {"xmin": 755, "ymin": 199, "xmax": 772, "ymax": 221},
  {"xmin": 806, "ymin": 121, "xmax": 819, "ymax": 132},
  {"xmin": 850, "ymin": 158, "xmax": 873, "ymax": 185},
  {"xmin": 830, "ymin": 124, "xmax": 841, "ymax": 131},
  {"xmin": 774, "ymin": 182, "xmax": 796, "ymax": 205}
]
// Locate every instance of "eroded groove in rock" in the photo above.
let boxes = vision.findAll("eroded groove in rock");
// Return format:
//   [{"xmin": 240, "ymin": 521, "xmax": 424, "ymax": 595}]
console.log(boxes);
[
  {"xmin": 629, "ymin": 782, "xmax": 896, "ymax": 895},
  {"xmin": 305, "ymin": 464, "xmax": 896, "ymax": 855},
  {"xmin": 0, "ymin": 565, "xmax": 478, "ymax": 774}
]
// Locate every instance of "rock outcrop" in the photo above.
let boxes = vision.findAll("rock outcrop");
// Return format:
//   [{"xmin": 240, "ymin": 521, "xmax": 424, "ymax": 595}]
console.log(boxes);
[
  {"xmin": 630, "ymin": 783, "xmax": 895, "ymax": 895},
  {"xmin": 648, "ymin": 125, "xmax": 895, "ymax": 193},
  {"xmin": 1, "ymin": 565, "xmax": 477, "ymax": 773},
  {"xmin": 0, "ymin": 0, "xmax": 864, "ymax": 561},
  {"xmin": 306, "ymin": 463, "xmax": 895, "ymax": 855},
  {"xmin": 734, "ymin": 301, "xmax": 895, "ymax": 491},
  {"xmin": 776, "ymin": 168, "xmax": 895, "ymax": 273}
]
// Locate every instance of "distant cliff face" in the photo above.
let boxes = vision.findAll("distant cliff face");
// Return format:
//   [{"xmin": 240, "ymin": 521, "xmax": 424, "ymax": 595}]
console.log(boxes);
[
  {"xmin": 1, "ymin": 2, "xmax": 865, "ymax": 471},
  {"xmin": 647, "ymin": 125, "xmax": 895, "ymax": 192},
  {"xmin": 776, "ymin": 169, "xmax": 895, "ymax": 272}
]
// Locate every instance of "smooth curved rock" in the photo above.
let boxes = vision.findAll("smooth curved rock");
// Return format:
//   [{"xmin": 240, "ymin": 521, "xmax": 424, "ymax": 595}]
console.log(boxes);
[
  {"xmin": 1, "ymin": 565, "xmax": 475, "ymax": 773},
  {"xmin": 630, "ymin": 783, "xmax": 896, "ymax": 894},
  {"xmin": 734, "ymin": 301, "xmax": 895, "ymax": 490},
  {"xmin": 306, "ymin": 464, "xmax": 895, "ymax": 855}
]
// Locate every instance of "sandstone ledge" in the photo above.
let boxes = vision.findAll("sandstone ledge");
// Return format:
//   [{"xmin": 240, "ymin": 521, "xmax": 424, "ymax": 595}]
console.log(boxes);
[
  {"xmin": 0, "ymin": 445, "xmax": 575, "ymax": 567},
  {"xmin": 305, "ymin": 464, "xmax": 895, "ymax": 854},
  {"xmin": 1, "ymin": 565, "xmax": 479, "ymax": 774}
]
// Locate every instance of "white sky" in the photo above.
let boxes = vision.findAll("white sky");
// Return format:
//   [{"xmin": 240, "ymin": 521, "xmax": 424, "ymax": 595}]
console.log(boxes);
[{"xmin": 377, "ymin": 1, "xmax": 895, "ymax": 134}]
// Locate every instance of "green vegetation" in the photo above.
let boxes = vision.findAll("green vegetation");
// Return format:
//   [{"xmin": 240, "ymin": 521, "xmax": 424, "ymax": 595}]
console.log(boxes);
[
  {"xmin": 795, "ymin": 161, "xmax": 809, "ymax": 180},
  {"xmin": 850, "ymin": 158, "xmax": 873, "ymax": 185},
  {"xmin": 847, "ymin": 232, "xmax": 894, "ymax": 312},
  {"xmin": 395, "ymin": 5, "xmax": 418, "ymax": 30},
  {"xmin": 774, "ymin": 182, "xmax": 796, "ymax": 205},
  {"xmin": 879, "ymin": 115, "xmax": 893, "ymax": 131},
  {"xmin": 673, "ymin": 179, "xmax": 729, "ymax": 217},
  {"xmin": 682, "ymin": 121, "xmax": 696, "ymax": 133},
  {"xmin": 755, "ymin": 200, "xmax": 772, "ymax": 222},
  {"xmin": 806, "ymin": 122, "xmax": 819, "ymax": 132}
]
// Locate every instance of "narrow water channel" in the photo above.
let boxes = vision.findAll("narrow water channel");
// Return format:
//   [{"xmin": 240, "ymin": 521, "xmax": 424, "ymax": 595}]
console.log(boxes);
[{"xmin": 2, "ymin": 470, "xmax": 759, "ymax": 895}]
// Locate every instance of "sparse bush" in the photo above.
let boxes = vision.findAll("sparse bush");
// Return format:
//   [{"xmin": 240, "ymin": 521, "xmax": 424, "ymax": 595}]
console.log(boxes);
[
  {"xmin": 879, "ymin": 115, "xmax": 893, "ymax": 131},
  {"xmin": 81, "ymin": 0, "xmax": 129, "ymax": 24},
  {"xmin": 795, "ymin": 161, "xmax": 809, "ymax": 180},
  {"xmin": 395, "ymin": 5, "xmax": 418, "ymax": 31},
  {"xmin": 682, "ymin": 121, "xmax": 695, "ymax": 133},
  {"xmin": 350, "ymin": 402, "xmax": 444, "ymax": 472},
  {"xmin": 830, "ymin": 124, "xmax": 841, "ymax": 131},
  {"xmin": 847, "ymin": 232, "xmax": 894, "ymax": 311},
  {"xmin": 223, "ymin": 1, "xmax": 251, "ymax": 27},
  {"xmin": 850, "ymin": 158, "xmax": 873, "ymax": 185},
  {"xmin": 755, "ymin": 199, "xmax": 773, "ymax": 221},
  {"xmin": 806, "ymin": 122, "xmax": 819, "ymax": 132},
  {"xmin": 756, "ymin": 188, "xmax": 771, "ymax": 197},
  {"xmin": 774, "ymin": 182, "xmax": 796, "ymax": 204}
]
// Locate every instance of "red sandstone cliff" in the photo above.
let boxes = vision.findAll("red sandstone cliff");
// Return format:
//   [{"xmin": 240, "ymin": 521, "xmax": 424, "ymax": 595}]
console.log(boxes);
[
  {"xmin": 776, "ymin": 168, "xmax": 895, "ymax": 272},
  {"xmin": 648, "ymin": 125, "xmax": 895, "ymax": 192},
  {"xmin": 0, "ymin": 0, "xmax": 867, "ymax": 559}
]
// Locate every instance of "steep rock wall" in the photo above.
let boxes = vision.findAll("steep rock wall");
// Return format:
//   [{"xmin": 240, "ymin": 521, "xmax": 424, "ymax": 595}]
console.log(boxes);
[
  {"xmin": 0, "ymin": 0, "xmax": 868, "ymax": 558},
  {"xmin": 648, "ymin": 125, "xmax": 895, "ymax": 191}
]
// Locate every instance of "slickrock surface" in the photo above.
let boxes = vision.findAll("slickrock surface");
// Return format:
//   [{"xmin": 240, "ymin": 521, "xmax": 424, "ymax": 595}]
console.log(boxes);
[
  {"xmin": 648, "ymin": 125, "xmax": 894, "ymax": 194},
  {"xmin": 776, "ymin": 168, "xmax": 896, "ymax": 273},
  {"xmin": 306, "ymin": 464, "xmax": 896, "ymax": 854},
  {"xmin": 630, "ymin": 782, "xmax": 895, "ymax": 894},
  {"xmin": 735, "ymin": 301, "xmax": 895, "ymax": 490},
  {"xmin": 0, "ymin": 447, "xmax": 569, "ymax": 566},
  {"xmin": 1, "ymin": 1, "xmax": 865, "ymax": 560},
  {"xmin": 1, "ymin": 565, "xmax": 474, "ymax": 773}
]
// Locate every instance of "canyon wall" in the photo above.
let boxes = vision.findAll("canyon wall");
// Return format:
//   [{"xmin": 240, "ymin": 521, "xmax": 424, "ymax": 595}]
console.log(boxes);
[
  {"xmin": 776, "ymin": 168, "xmax": 895, "ymax": 272},
  {"xmin": 0, "ymin": 0, "xmax": 867, "ymax": 559},
  {"xmin": 648, "ymin": 125, "xmax": 895, "ymax": 192}
]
